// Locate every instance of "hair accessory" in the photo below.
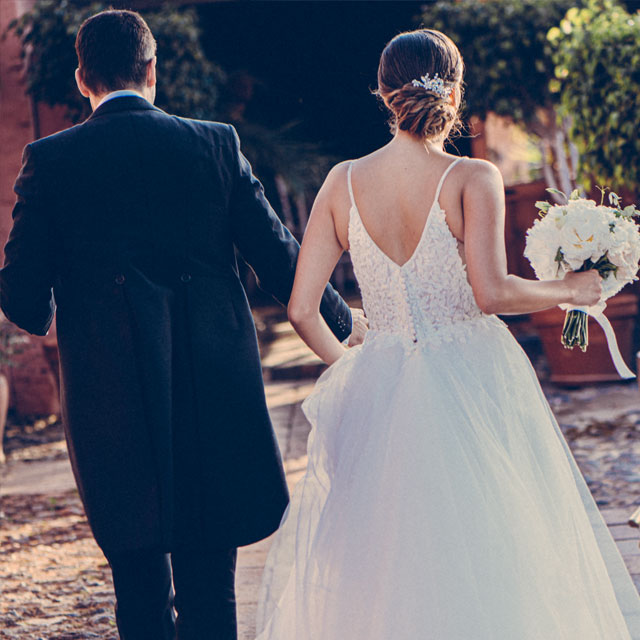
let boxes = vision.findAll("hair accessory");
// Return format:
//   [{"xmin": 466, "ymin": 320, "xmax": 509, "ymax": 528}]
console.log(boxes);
[{"xmin": 411, "ymin": 72, "xmax": 450, "ymax": 99}]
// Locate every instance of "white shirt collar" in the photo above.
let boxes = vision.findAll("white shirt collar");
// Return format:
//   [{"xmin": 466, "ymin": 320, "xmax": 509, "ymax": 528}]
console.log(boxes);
[{"xmin": 97, "ymin": 89, "xmax": 147, "ymax": 108}]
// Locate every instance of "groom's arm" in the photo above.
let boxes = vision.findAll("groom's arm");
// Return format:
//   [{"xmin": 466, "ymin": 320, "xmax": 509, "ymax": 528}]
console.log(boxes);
[
  {"xmin": 0, "ymin": 144, "xmax": 56, "ymax": 336},
  {"xmin": 226, "ymin": 125, "xmax": 352, "ymax": 342}
]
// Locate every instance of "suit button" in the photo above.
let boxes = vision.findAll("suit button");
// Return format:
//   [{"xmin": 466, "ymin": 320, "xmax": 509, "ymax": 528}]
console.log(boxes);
[
  {"xmin": 115, "ymin": 274, "xmax": 125, "ymax": 285},
  {"xmin": 180, "ymin": 273, "xmax": 192, "ymax": 283}
]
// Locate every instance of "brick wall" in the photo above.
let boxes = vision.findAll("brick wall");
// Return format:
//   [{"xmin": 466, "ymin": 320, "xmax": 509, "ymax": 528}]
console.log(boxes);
[{"xmin": 0, "ymin": 0, "xmax": 66, "ymax": 416}]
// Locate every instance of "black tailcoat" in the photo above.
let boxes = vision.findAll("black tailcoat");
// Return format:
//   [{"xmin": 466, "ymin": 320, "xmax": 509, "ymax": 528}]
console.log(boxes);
[{"xmin": 0, "ymin": 96, "xmax": 351, "ymax": 553}]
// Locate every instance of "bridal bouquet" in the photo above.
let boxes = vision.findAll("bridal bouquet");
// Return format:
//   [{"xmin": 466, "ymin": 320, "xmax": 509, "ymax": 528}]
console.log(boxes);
[{"xmin": 524, "ymin": 188, "xmax": 640, "ymax": 358}]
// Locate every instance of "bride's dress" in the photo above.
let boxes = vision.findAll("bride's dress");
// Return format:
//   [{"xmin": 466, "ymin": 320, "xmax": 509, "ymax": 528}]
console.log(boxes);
[{"xmin": 255, "ymin": 158, "xmax": 640, "ymax": 639}]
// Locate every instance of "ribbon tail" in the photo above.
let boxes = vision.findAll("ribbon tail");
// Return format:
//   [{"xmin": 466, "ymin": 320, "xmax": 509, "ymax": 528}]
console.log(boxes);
[{"xmin": 591, "ymin": 312, "xmax": 636, "ymax": 379}]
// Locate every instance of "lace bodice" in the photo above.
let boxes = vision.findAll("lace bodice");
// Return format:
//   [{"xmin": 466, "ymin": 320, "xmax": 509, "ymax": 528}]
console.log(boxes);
[{"xmin": 348, "ymin": 157, "xmax": 497, "ymax": 346}]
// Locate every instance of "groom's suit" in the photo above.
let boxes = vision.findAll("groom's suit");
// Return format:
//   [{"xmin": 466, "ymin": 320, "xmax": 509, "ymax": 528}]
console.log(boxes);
[{"xmin": 1, "ymin": 95, "xmax": 351, "ymax": 637}]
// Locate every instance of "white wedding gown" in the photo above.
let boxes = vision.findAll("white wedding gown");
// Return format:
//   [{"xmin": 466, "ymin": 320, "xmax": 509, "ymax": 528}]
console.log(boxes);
[{"xmin": 255, "ymin": 158, "xmax": 640, "ymax": 639}]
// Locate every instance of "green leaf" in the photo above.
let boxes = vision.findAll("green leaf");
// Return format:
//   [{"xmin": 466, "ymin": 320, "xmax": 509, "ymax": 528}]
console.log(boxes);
[
  {"xmin": 546, "ymin": 187, "xmax": 568, "ymax": 201},
  {"xmin": 535, "ymin": 200, "xmax": 552, "ymax": 213}
]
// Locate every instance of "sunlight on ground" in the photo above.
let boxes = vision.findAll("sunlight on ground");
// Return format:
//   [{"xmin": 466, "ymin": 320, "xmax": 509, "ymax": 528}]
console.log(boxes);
[{"xmin": 265, "ymin": 381, "xmax": 316, "ymax": 409}]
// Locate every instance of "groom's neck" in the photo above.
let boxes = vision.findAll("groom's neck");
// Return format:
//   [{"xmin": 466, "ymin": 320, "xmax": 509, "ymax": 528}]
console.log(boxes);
[{"xmin": 89, "ymin": 85, "xmax": 154, "ymax": 111}]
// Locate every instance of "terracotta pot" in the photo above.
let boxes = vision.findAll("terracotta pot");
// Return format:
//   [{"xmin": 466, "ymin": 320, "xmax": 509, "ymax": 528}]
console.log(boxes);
[
  {"xmin": 504, "ymin": 180, "xmax": 548, "ymax": 279},
  {"xmin": 42, "ymin": 341, "xmax": 60, "ymax": 394},
  {"xmin": 531, "ymin": 293, "xmax": 638, "ymax": 385}
]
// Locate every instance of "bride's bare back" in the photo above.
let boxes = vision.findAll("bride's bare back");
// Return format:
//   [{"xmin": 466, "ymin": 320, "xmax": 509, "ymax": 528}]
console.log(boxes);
[{"xmin": 333, "ymin": 140, "xmax": 467, "ymax": 266}]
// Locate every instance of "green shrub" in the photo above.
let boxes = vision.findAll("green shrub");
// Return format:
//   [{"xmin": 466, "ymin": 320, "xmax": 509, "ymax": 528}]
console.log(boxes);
[
  {"xmin": 420, "ymin": 0, "xmax": 576, "ymax": 125},
  {"xmin": 8, "ymin": 0, "xmax": 224, "ymax": 122},
  {"xmin": 548, "ymin": 0, "xmax": 640, "ymax": 193}
]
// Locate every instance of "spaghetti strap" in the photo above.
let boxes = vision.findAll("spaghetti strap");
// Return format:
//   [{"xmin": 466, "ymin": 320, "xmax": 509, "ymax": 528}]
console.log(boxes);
[
  {"xmin": 347, "ymin": 161, "xmax": 357, "ymax": 210},
  {"xmin": 433, "ymin": 157, "xmax": 465, "ymax": 208}
]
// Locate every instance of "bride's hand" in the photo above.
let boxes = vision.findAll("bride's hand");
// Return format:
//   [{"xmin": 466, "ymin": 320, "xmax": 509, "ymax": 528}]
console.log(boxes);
[
  {"xmin": 564, "ymin": 270, "xmax": 603, "ymax": 307},
  {"xmin": 348, "ymin": 308, "xmax": 369, "ymax": 347}
]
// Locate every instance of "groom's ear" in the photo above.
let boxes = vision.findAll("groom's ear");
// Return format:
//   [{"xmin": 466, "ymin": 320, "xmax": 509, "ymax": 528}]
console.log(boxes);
[
  {"xmin": 145, "ymin": 57, "xmax": 157, "ymax": 89},
  {"xmin": 75, "ymin": 68, "xmax": 91, "ymax": 99}
]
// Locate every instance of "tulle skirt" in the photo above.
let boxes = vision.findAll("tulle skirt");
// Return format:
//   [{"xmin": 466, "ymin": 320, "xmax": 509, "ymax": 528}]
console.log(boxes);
[{"xmin": 256, "ymin": 318, "xmax": 640, "ymax": 639}]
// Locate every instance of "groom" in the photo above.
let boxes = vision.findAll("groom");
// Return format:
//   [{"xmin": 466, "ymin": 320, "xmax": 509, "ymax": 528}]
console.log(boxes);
[{"xmin": 0, "ymin": 9, "xmax": 361, "ymax": 640}]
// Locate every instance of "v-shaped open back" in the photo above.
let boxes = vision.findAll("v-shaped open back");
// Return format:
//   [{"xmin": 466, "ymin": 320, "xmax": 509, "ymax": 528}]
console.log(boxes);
[
  {"xmin": 346, "ymin": 155, "xmax": 486, "ymax": 345},
  {"xmin": 347, "ymin": 157, "xmax": 464, "ymax": 269}
]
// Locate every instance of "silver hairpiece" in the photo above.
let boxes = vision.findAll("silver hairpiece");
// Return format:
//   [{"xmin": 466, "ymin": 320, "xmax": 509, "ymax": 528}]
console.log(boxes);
[{"xmin": 411, "ymin": 72, "xmax": 450, "ymax": 99}]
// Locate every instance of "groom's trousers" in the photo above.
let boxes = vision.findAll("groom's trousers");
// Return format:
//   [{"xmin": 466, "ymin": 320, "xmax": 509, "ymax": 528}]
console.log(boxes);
[{"xmin": 104, "ymin": 545, "xmax": 238, "ymax": 640}]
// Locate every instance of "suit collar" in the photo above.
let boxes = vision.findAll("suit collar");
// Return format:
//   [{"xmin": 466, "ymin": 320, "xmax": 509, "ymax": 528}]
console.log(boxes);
[{"xmin": 85, "ymin": 95, "xmax": 164, "ymax": 122}]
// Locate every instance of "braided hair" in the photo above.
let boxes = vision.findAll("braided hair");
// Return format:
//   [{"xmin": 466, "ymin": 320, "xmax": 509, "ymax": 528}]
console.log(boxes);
[{"xmin": 376, "ymin": 29, "xmax": 464, "ymax": 142}]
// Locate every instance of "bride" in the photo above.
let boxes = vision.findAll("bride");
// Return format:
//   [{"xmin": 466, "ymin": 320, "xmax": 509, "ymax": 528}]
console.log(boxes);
[{"xmin": 255, "ymin": 28, "xmax": 640, "ymax": 639}]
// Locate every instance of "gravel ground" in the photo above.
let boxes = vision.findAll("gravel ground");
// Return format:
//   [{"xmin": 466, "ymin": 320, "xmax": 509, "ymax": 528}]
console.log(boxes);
[
  {"xmin": 1, "ymin": 490, "xmax": 116, "ymax": 639},
  {"xmin": 1, "ymin": 418, "xmax": 117, "ymax": 639},
  {"xmin": 549, "ymin": 382, "xmax": 640, "ymax": 509}
]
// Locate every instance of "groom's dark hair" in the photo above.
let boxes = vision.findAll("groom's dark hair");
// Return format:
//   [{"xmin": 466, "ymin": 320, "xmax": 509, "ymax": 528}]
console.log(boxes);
[{"xmin": 75, "ymin": 9, "xmax": 157, "ymax": 94}]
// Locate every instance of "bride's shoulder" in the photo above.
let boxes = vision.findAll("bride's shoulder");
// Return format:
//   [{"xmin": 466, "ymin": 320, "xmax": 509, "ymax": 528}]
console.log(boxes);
[
  {"xmin": 457, "ymin": 157, "xmax": 503, "ymax": 189},
  {"xmin": 323, "ymin": 160, "xmax": 353, "ymax": 187},
  {"xmin": 320, "ymin": 158, "xmax": 367, "ymax": 207},
  {"xmin": 458, "ymin": 158, "xmax": 505, "ymax": 223},
  {"xmin": 322, "ymin": 151, "xmax": 381, "ymax": 193},
  {"xmin": 313, "ymin": 161, "xmax": 352, "ymax": 208},
  {"xmin": 451, "ymin": 158, "xmax": 504, "ymax": 209}
]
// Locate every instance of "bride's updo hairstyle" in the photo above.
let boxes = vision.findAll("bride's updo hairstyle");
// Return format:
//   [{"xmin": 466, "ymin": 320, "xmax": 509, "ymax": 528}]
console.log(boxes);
[{"xmin": 377, "ymin": 29, "xmax": 464, "ymax": 142}]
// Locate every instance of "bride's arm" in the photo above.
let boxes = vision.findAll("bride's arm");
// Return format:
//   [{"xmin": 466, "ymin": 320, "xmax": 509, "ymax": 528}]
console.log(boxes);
[
  {"xmin": 288, "ymin": 167, "xmax": 350, "ymax": 365},
  {"xmin": 464, "ymin": 159, "xmax": 602, "ymax": 315}
]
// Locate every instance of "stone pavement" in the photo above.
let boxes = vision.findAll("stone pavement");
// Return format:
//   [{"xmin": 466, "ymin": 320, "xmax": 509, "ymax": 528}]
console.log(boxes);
[
  {"xmin": 2, "ymin": 311, "xmax": 640, "ymax": 638},
  {"xmin": 235, "ymin": 379, "xmax": 318, "ymax": 640}
]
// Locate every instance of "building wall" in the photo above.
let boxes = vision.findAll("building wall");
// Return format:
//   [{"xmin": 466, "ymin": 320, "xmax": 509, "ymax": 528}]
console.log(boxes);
[{"xmin": 0, "ymin": 0, "xmax": 64, "ymax": 415}]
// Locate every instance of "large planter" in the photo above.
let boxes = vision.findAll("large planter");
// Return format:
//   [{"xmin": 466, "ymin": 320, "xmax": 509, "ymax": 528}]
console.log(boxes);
[
  {"xmin": 42, "ymin": 340, "xmax": 60, "ymax": 395},
  {"xmin": 504, "ymin": 180, "xmax": 548, "ymax": 279},
  {"xmin": 9, "ymin": 337, "xmax": 60, "ymax": 417},
  {"xmin": 531, "ymin": 293, "xmax": 638, "ymax": 385},
  {"xmin": 0, "ymin": 373, "xmax": 9, "ymax": 464}
]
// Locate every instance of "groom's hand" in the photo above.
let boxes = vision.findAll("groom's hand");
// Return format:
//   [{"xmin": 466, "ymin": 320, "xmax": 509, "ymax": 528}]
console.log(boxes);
[{"xmin": 347, "ymin": 308, "xmax": 368, "ymax": 347}]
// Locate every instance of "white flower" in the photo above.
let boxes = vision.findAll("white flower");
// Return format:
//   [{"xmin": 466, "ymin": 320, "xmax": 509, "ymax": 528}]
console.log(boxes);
[
  {"xmin": 557, "ymin": 207, "xmax": 612, "ymax": 268},
  {"xmin": 524, "ymin": 195, "xmax": 640, "ymax": 307},
  {"xmin": 546, "ymin": 205, "xmax": 568, "ymax": 230},
  {"xmin": 524, "ymin": 218, "xmax": 562, "ymax": 280}
]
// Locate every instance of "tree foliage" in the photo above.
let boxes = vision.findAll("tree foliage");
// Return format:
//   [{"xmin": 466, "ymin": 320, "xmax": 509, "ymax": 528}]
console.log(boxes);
[
  {"xmin": 8, "ymin": 0, "xmax": 225, "ymax": 123},
  {"xmin": 548, "ymin": 0, "xmax": 640, "ymax": 193},
  {"xmin": 420, "ymin": 0, "xmax": 577, "ymax": 125}
]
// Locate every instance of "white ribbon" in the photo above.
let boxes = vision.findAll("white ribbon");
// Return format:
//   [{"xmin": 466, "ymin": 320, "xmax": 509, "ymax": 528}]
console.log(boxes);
[{"xmin": 569, "ymin": 305, "xmax": 635, "ymax": 379}]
